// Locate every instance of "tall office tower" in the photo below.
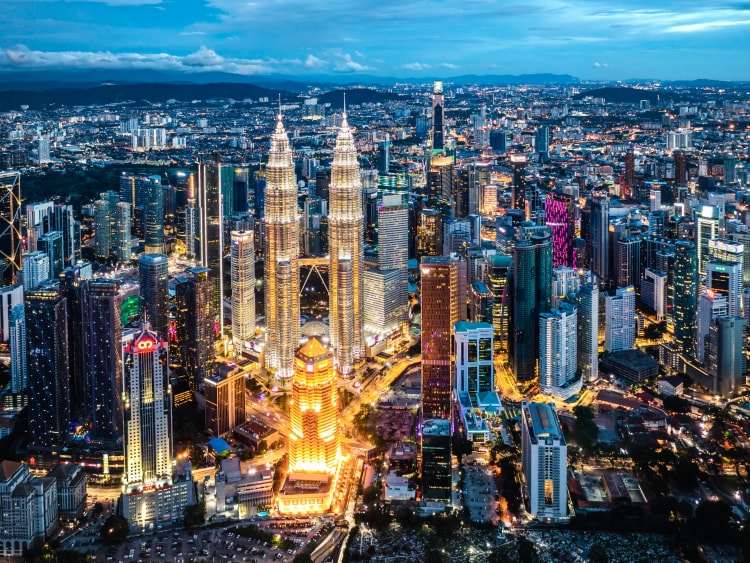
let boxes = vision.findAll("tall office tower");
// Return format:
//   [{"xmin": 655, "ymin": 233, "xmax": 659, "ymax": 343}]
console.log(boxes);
[
  {"xmin": 539, "ymin": 303, "xmax": 580, "ymax": 399},
  {"xmin": 25, "ymin": 200, "xmax": 54, "ymax": 253},
  {"xmin": 378, "ymin": 194, "xmax": 408, "ymax": 272},
  {"xmin": 489, "ymin": 129, "xmax": 507, "ymax": 153},
  {"xmin": 443, "ymin": 219, "xmax": 472, "ymax": 256},
  {"xmin": 589, "ymin": 194, "xmax": 610, "ymax": 285},
  {"xmin": 121, "ymin": 323, "xmax": 172, "ymax": 490},
  {"xmin": 709, "ymin": 238, "xmax": 744, "ymax": 266},
  {"xmin": 697, "ymin": 290, "xmax": 728, "ymax": 362},
  {"xmin": 9, "ymin": 303, "xmax": 27, "ymax": 404},
  {"xmin": 427, "ymin": 158, "xmax": 455, "ymax": 216},
  {"xmin": 574, "ymin": 283, "xmax": 599, "ymax": 383},
  {"xmin": 421, "ymin": 256, "xmax": 459, "ymax": 420},
  {"xmin": 487, "ymin": 255, "xmax": 512, "ymax": 353},
  {"xmin": 674, "ymin": 241, "xmax": 698, "ymax": 357},
  {"xmin": 328, "ymin": 112, "xmax": 365, "ymax": 377},
  {"xmin": 604, "ymin": 286, "xmax": 635, "ymax": 352},
  {"xmin": 94, "ymin": 199, "xmax": 112, "ymax": 259},
  {"xmin": 454, "ymin": 321, "xmax": 494, "ymax": 399},
  {"xmin": 0, "ymin": 172, "xmax": 21, "ymax": 287},
  {"xmin": 21, "ymin": 251, "xmax": 50, "ymax": 291},
  {"xmin": 51, "ymin": 204, "xmax": 79, "ymax": 267},
  {"xmin": 707, "ymin": 316, "xmax": 747, "ymax": 398},
  {"xmin": 674, "ymin": 151, "xmax": 687, "ymax": 185},
  {"xmin": 696, "ymin": 205, "xmax": 720, "ymax": 276},
  {"xmin": 467, "ymin": 161, "xmax": 490, "ymax": 217},
  {"xmin": 231, "ymin": 230, "xmax": 255, "ymax": 355},
  {"xmin": 144, "ymin": 175, "xmax": 164, "ymax": 254},
  {"xmin": 205, "ymin": 364, "xmax": 246, "ymax": 437},
  {"xmin": 287, "ymin": 337, "xmax": 340, "ymax": 473},
  {"xmin": 551, "ymin": 266, "xmax": 580, "ymax": 309},
  {"xmin": 521, "ymin": 402, "xmax": 568, "ymax": 522},
  {"xmin": 469, "ymin": 281, "xmax": 493, "ymax": 323},
  {"xmin": 535, "ymin": 125, "xmax": 550, "ymax": 159},
  {"xmin": 615, "ymin": 237, "xmax": 641, "ymax": 289},
  {"xmin": 37, "ymin": 231, "xmax": 64, "ymax": 279},
  {"xmin": 26, "ymin": 285, "xmax": 70, "ymax": 449},
  {"xmin": 728, "ymin": 233, "xmax": 750, "ymax": 286},
  {"xmin": 510, "ymin": 155, "xmax": 528, "ymax": 212},
  {"xmin": 220, "ymin": 166, "xmax": 235, "ymax": 219},
  {"xmin": 233, "ymin": 167, "xmax": 250, "ymax": 214},
  {"xmin": 511, "ymin": 230, "xmax": 553, "ymax": 384},
  {"xmin": 138, "ymin": 254, "xmax": 170, "ymax": 345},
  {"xmin": 174, "ymin": 267, "xmax": 215, "ymax": 390},
  {"xmin": 622, "ymin": 149, "xmax": 635, "ymax": 198},
  {"xmin": 363, "ymin": 269, "xmax": 405, "ymax": 337},
  {"xmin": 196, "ymin": 157, "xmax": 224, "ymax": 335},
  {"xmin": 81, "ymin": 278, "xmax": 122, "ymax": 441},
  {"xmin": 378, "ymin": 133, "xmax": 390, "ymax": 174},
  {"xmin": 0, "ymin": 283, "xmax": 23, "ymax": 345},
  {"xmin": 431, "ymin": 81, "xmax": 444, "ymax": 152},
  {"xmin": 416, "ymin": 208, "xmax": 443, "ymax": 259},
  {"xmin": 114, "ymin": 202, "xmax": 132, "ymax": 262},
  {"xmin": 421, "ymin": 418, "xmax": 453, "ymax": 505},
  {"xmin": 262, "ymin": 115, "xmax": 299, "ymax": 380},
  {"xmin": 642, "ymin": 268, "xmax": 667, "ymax": 320},
  {"xmin": 707, "ymin": 260, "xmax": 742, "ymax": 317},
  {"xmin": 362, "ymin": 187, "xmax": 378, "ymax": 245}
]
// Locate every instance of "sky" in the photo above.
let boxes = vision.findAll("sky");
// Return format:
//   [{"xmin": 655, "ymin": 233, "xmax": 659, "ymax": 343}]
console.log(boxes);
[{"xmin": 2, "ymin": 0, "xmax": 750, "ymax": 81}]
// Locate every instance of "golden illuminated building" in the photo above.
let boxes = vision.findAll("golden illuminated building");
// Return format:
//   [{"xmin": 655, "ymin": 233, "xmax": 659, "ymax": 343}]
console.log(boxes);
[
  {"xmin": 328, "ymin": 112, "xmax": 364, "ymax": 376},
  {"xmin": 262, "ymin": 114, "xmax": 300, "ymax": 379},
  {"xmin": 278, "ymin": 338, "xmax": 340, "ymax": 514}
]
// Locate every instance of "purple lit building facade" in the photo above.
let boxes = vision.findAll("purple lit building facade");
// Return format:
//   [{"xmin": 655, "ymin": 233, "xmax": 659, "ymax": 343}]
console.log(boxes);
[{"xmin": 546, "ymin": 192, "xmax": 576, "ymax": 268}]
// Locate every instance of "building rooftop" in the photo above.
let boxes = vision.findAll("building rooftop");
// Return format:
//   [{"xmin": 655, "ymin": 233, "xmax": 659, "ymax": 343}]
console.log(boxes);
[
  {"xmin": 523, "ymin": 401, "xmax": 565, "ymax": 443},
  {"xmin": 454, "ymin": 320, "xmax": 493, "ymax": 333},
  {"xmin": 602, "ymin": 349, "xmax": 658, "ymax": 371},
  {"xmin": 296, "ymin": 336, "xmax": 331, "ymax": 363},
  {"xmin": 0, "ymin": 460, "xmax": 22, "ymax": 482},
  {"xmin": 422, "ymin": 418, "xmax": 451, "ymax": 437}
]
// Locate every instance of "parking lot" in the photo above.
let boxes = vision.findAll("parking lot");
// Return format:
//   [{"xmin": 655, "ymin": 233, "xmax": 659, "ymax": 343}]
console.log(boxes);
[
  {"xmin": 87, "ymin": 517, "xmax": 334, "ymax": 563},
  {"xmin": 463, "ymin": 460, "xmax": 498, "ymax": 523}
]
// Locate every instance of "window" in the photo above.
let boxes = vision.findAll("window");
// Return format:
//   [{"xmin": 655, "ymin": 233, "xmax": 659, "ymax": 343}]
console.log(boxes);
[{"xmin": 544, "ymin": 479, "xmax": 554, "ymax": 505}]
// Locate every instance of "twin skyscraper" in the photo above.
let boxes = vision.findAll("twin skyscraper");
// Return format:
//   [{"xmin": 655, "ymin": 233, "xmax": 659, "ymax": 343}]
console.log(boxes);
[{"xmin": 263, "ymin": 110, "xmax": 364, "ymax": 379}]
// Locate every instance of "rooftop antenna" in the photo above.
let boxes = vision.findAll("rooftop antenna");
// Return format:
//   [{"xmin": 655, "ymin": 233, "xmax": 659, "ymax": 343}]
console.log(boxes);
[
  {"xmin": 278, "ymin": 94, "xmax": 282, "ymax": 119},
  {"xmin": 343, "ymin": 92, "xmax": 347, "ymax": 118}
]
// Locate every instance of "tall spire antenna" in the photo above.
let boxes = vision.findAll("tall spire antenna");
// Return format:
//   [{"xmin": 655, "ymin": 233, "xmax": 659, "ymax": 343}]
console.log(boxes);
[
  {"xmin": 278, "ymin": 93, "xmax": 282, "ymax": 118},
  {"xmin": 343, "ymin": 92, "xmax": 346, "ymax": 118}
]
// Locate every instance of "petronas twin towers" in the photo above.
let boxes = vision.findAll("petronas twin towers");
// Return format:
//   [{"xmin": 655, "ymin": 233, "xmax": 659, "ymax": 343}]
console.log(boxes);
[{"xmin": 263, "ymin": 112, "xmax": 364, "ymax": 379}]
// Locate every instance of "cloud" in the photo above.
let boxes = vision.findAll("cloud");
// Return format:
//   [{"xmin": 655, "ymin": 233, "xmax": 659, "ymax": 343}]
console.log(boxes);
[
  {"xmin": 75, "ymin": 0, "xmax": 164, "ymax": 4},
  {"xmin": 401, "ymin": 62, "xmax": 431, "ymax": 71},
  {"xmin": 182, "ymin": 46, "xmax": 224, "ymax": 66},
  {"xmin": 333, "ymin": 53, "xmax": 371, "ymax": 72},
  {"xmin": 665, "ymin": 18, "xmax": 750, "ymax": 32},
  {"xmin": 304, "ymin": 54, "xmax": 327, "ymax": 69},
  {"xmin": 0, "ymin": 44, "xmax": 276, "ymax": 75},
  {"xmin": 440, "ymin": 63, "xmax": 459, "ymax": 70},
  {"xmin": 593, "ymin": 61, "xmax": 608, "ymax": 68}
]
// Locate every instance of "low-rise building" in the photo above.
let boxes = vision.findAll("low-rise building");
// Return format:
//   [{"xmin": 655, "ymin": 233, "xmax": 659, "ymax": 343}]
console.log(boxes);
[
  {"xmin": 657, "ymin": 376, "xmax": 684, "ymax": 397},
  {"xmin": 384, "ymin": 471, "xmax": 415, "ymax": 502}
]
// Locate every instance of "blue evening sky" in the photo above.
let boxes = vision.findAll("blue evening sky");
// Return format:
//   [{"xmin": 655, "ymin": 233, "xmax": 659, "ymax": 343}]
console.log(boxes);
[{"xmin": 2, "ymin": 0, "xmax": 750, "ymax": 80}]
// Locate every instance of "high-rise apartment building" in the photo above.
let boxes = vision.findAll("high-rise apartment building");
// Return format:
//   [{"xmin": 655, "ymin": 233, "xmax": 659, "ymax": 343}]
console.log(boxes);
[
  {"xmin": 37, "ymin": 230, "xmax": 64, "ymax": 279},
  {"xmin": 8, "ymin": 303, "xmax": 27, "ymax": 410},
  {"xmin": 231, "ymin": 230, "xmax": 255, "ymax": 355},
  {"xmin": 26, "ymin": 285, "xmax": 70, "ymax": 449},
  {"xmin": 94, "ymin": 199, "xmax": 111, "ymax": 259},
  {"xmin": 421, "ymin": 256, "xmax": 459, "ymax": 420},
  {"xmin": 615, "ymin": 237, "xmax": 641, "ymax": 289},
  {"xmin": 539, "ymin": 303, "xmax": 579, "ymax": 399},
  {"xmin": 604, "ymin": 286, "xmax": 635, "ymax": 352},
  {"xmin": 138, "ymin": 254, "xmax": 170, "ymax": 344},
  {"xmin": 0, "ymin": 171, "xmax": 21, "ymax": 287},
  {"xmin": 21, "ymin": 251, "xmax": 50, "ymax": 291},
  {"xmin": 521, "ymin": 402, "xmax": 568, "ymax": 522},
  {"xmin": 328, "ymin": 112, "xmax": 364, "ymax": 376},
  {"xmin": 574, "ymin": 283, "xmax": 599, "ymax": 383},
  {"xmin": 511, "ymin": 230, "xmax": 553, "ymax": 383},
  {"xmin": 262, "ymin": 115, "xmax": 300, "ymax": 379}
]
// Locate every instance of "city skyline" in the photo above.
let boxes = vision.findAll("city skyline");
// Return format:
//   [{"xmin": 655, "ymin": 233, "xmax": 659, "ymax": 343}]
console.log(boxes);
[{"xmin": 2, "ymin": 0, "xmax": 750, "ymax": 81}]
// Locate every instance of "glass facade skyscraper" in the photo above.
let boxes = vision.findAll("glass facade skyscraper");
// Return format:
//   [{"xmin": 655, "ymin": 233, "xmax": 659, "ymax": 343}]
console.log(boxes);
[{"xmin": 674, "ymin": 241, "xmax": 698, "ymax": 358}]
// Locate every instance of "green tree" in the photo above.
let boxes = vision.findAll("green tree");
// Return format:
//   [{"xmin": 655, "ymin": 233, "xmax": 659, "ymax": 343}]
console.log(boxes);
[
  {"xmin": 100, "ymin": 514, "xmax": 129, "ymax": 545},
  {"xmin": 184, "ymin": 500, "xmax": 206, "ymax": 527},
  {"xmin": 92, "ymin": 502, "xmax": 104, "ymax": 518},
  {"xmin": 292, "ymin": 554, "xmax": 314, "ymax": 563},
  {"xmin": 573, "ymin": 405, "xmax": 599, "ymax": 451}
]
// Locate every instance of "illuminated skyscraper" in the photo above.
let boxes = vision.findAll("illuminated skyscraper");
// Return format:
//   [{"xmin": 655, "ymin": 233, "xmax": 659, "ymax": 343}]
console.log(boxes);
[
  {"xmin": 138, "ymin": 254, "xmax": 170, "ymax": 344},
  {"xmin": 262, "ymin": 114, "xmax": 300, "ymax": 379},
  {"xmin": 0, "ymin": 171, "xmax": 21, "ymax": 287},
  {"xmin": 328, "ymin": 112, "xmax": 364, "ymax": 376},
  {"xmin": 545, "ymin": 192, "xmax": 576, "ymax": 268},
  {"xmin": 82, "ymin": 278, "xmax": 123, "ymax": 441},
  {"xmin": 511, "ymin": 230, "xmax": 553, "ymax": 383},
  {"xmin": 22, "ymin": 251, "xmax": 50, "ymax": 291},
  {"xmin": 539, "ymin": 303, "xmax": 580, "ymax": 400},
  {"xmin": 94, "ymin": 199, "xmax": 112, "ymax": 259},
  {"xmin": 288, "ymin": 337, "xmax": 340, "ymax": 474},
  {"xmin": 674, "ymin": 241, "xmax": 698, "ymax": 357},
  {"xmin": 431, "ymin": 81, "xmax": 444, "ymax": 152},
  {"xmin": 421, "ymin": 256, "xmax": 459, "ymax": 420},
  {"xmin": 696, "ymin": 204, "xmax": 720, "ymax": 277},
  {"xmin": 589, "ymin": 194, "xmax": 610, "ymax": 285},
  {"xmin": 196, "ymin": 158, "xmax": 224, "ymax": 336},
  {"xmin": 144, "ymin": 175, "xmax": 164, "ymax": 254},
  {"xmin": 574, "ymin": 283, "xmax": 599, "ymax": 383},
  {"xmin": 114, "ymin": 202, "xmax": 132, "ymax": 262},
  {"xmin": 231, "ymin": 230, "xmax": 256, "ymax": 355},
  {"xmin": 175, "ymin": 267, "xmax": 215, "ymax": 390},
  {"xmin": 604, "ymin": 286, "xmax": 636, "ymax": 352},
  {"xmin": 487, "ymin": 255, "xmax": 512, "ymax": 353},
  {"xmin": 416, "ymin": 208, "xmax": 442, "ymax": 259}
]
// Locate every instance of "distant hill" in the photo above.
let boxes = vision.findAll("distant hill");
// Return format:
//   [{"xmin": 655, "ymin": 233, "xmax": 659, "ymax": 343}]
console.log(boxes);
[
  {"xmin": 317, "ymin": 88, "xmax": 407, "ymax": 108},
  {"xmin": 449, "ymin": 73, "xmax": 579, "ymax": 85},
  {"xmin": 572, "ymin": 86, "xmax": 680, "ymax": 104},
  {"xmin": 0, "ymin": 82, "xmax": 291, "ymax": 111}
]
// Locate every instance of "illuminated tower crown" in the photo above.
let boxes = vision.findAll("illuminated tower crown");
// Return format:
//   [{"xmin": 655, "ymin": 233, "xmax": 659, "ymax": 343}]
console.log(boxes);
[
  {"xmin": 288, "ymin": 338, "xmax": 340, "ymax": 474},
  {"xmin": 328, "ymin": 112, "xmax": 364, "ymax": 376},
  {"xmin": 263, "ymin": 113, "xmax": 300, "ymax": 379}
]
